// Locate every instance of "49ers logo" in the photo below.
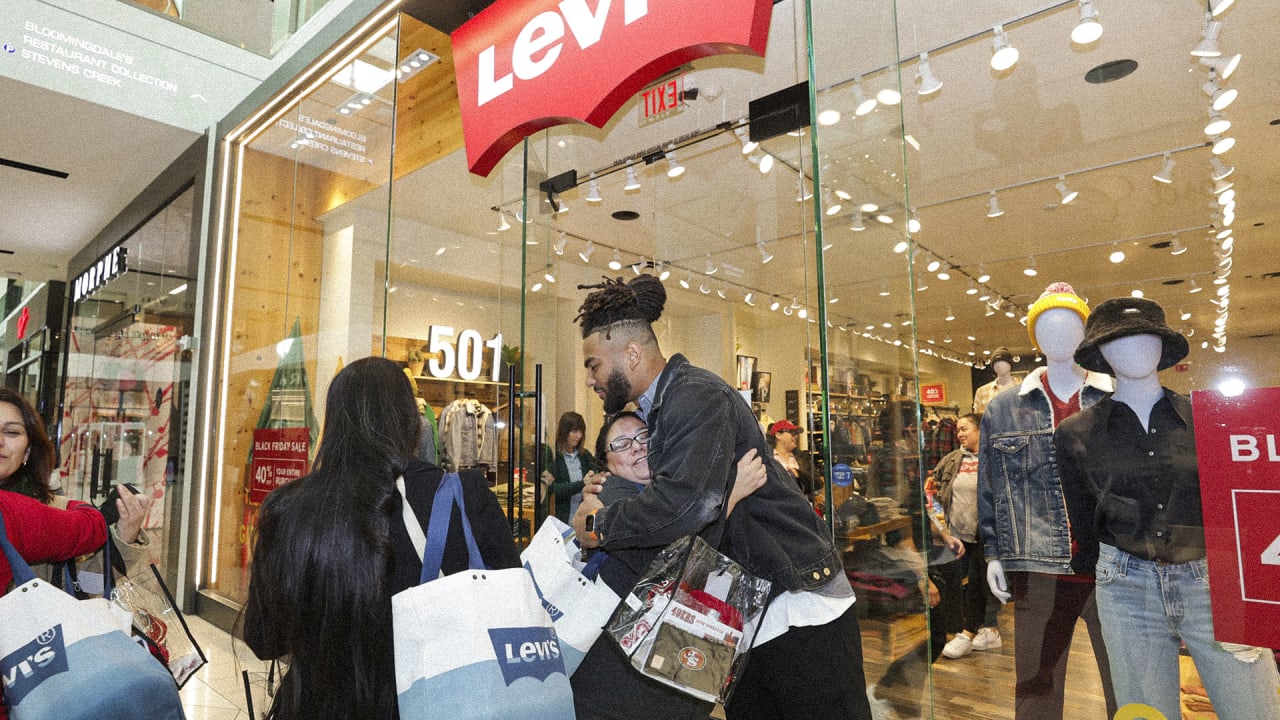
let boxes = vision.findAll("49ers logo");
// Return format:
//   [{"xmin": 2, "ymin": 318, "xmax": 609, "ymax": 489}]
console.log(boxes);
[
  {"xmin": 452, "ymin": 0, "xmax": 774, "ymax": 176},
  {"xmin": 678, "ymin": 646, "xmax": 706, "ymax": 670}
]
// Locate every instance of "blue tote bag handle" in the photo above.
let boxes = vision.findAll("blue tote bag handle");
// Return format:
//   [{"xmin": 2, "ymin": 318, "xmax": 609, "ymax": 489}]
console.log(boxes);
[
  {"xmin": 419, "ymin": 472, "xmax": 487, "ymax": 584},
  {"xmin": 0, "ymin": 508, "xmax": 39, "ymax": 587}
]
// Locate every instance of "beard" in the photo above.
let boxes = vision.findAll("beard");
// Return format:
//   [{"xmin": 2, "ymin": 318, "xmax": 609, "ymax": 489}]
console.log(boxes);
[{"xmin": 603, "ymin": 369, "xmax": 632, "ymax": 413}]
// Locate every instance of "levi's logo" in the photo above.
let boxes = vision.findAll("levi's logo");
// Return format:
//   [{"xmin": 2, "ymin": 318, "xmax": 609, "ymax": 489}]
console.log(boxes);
[
  {"xmin": 452, "ymin": 0, "xmax": 774, "ymax": 175},
  {"xmin": 523, "ymin": 561, "xmax": 565, "ymax": 621},
  {"xmin": 1, "ymin": 625, "xmax": 69, "ymax": 705},
  {"xmin": 489, "ymin": 626, "xmax": 566, "ymax": 685}
]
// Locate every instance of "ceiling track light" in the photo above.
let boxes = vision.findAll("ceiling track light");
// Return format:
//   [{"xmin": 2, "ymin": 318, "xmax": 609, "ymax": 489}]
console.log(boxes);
[
  {"xmin": 1191, "ymin": 13, "xmax": 1223, "ymax": 58},
  {"xmin": 936, "ymin": 264, "xmax": 952, "ymax": 281},
  {"xmin": 734, "ymin": 126, "xmax": 758, "ymax": 155},
  {"xmin": 796, "ymin": 177, "xmax": 813, "ymax": 202},
  {"xmin": 1204, "ymin": 110, "xmax": 1231, "ymax": 136},
  {"xmin": 554, "ymin": 231, "xmax": 568, "ymax": 255},
  {"xmin": 1071, "ymin": 0, "xmax": 1103, "ymax": 44},
  {"xmin": 850, "ymin": 210, "xmax": 866, "ymax": 231},
  {"xmin": 632, "ymin": 255, "xmax": 646, "ymax": 275},
  {"xmin": 907, "ymin": 209, "xmax": 921, "ymax": 234},
  {"xmin": 925, "ymin": 254, "xmax": 941, "ymax": 273},
  {"xmin": 990, "ymin": 24, "xmax": 1019, "ymax": 71},
  {"xmin": 976, "ymin": 265, "xmax": 991, "ymax": 284},
  {"xmin": 748, "ymin": 153, "xmax": 775, "ymax": 174},
  {"xmin": 965, "ymin": 280, "xmax": 978, "ymax": 296},
  {"xmin": 1170, "ymin": 235, "xmax": 1187, "ymax": 255},
  {"xmin": 704, "ymin": 254, "xmax": 718, "ymax": 275},
  {"xmin": 1189, "ymin": 279, "xmax": 1203, "ymax": 293},
  {"xmin": 1202, "ymin": 74, "xmax": 1238, "ymax": 111},
  {"xmin": 665, "ymin": 146, "xmax": 685, "ymax": 178},
  {"xmin": 1210, "ymin": 0, "xmax": 1235, "ymax": 17},
  {"xmin": 1055, "ymin": 176, "xmax": 1078, "ymax": 204},
  {"xmin": 823, "ymin": 187, "xmax": 842, "ymax": 216},
  {"xmin": 578, "ymin": 239, "xmax": 594, "ymax": 263},
  {"xmin": 1152, "ymin": 153, "xmax": 1175, "ymax": 184},
  {"xmin": 1212, "ymin": 178, "xmax": 1234, "ymax": 195},
  {"xmin": 679, "ymin": 272, "xmax": 692, "ymax": 290},
  {"xmin": 657, "ymin": 261, "xmax": 671, "ymax": 281},
  {"xmin": 1024, "ymin": 256, "xmax": 1039, "ymax": 277},
  {"xmin": 985, "ymin": 191, "xmax": 1004, "ymax": 217},
  {"xmin": 608, "ymin": 249, "xmax": 622, "ymax": 270},
  {"xmin": 585, "ymin": 177, "xmax": 603, "ymax": 203},
  {"xmin": 758, "ymin": 240, "xmax": 774, "ymax": 264},
  {"xmin": 623, "ymin": 165, "xmax": 641, "ymax": 191},
  {"xmin": 496, "ymin": 209, "xmax": 511, "ymax": 232},
  {"xmin": 916, "ymin": 51, "xmax": 943, "ymax": 95},
  {"xmin": 1210, "ymin": 135, "xmax": 1234, "ymax": 155},
  {"xmin": 1109, "ymin": 242, "xmax": 1126, "ymax": 264},
  {"xmin": 876, "ymin": 85, "xmax": 901, "ymax": 106},
  {"xmin": 852, "ymin": 76, "xmax": 877, "ymax": 116},
  {"xmin": 1199, "ymin": 53, "xmax": 1241, "ymax": 80},
  {"xmin": 945, "ymin": 306, "xmax": 956, "ymax": 322}
]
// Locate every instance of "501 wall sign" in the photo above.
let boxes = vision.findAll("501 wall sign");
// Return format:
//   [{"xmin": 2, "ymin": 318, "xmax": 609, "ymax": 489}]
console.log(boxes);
[{"xmin": 425, "ymin": 325, "xmax": 505, "ymax": 382}]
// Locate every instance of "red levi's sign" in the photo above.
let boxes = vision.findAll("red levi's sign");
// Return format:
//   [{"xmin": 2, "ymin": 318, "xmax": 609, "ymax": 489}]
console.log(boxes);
[
  {"xmin": 451, "ymin": 0, "xmax": 774, "ymax": 176},
  {"xmin": 1190, "ymin": 387, "xmax": 1280, "ymax": 648}
]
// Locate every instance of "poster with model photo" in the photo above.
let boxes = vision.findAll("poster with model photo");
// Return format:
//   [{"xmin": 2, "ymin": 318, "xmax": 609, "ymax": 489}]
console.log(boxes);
[
  {"xmin": 735, "ymin": 355, "xmax": 756, "ymax": 391},
  {"xmin": 752, "ymin": 371, "xmax": 771, "ymax": 404}
]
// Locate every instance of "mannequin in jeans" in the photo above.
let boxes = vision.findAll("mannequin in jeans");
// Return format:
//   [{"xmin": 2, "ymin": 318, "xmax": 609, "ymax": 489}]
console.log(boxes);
[
  {"xmin": 978, "ymin": 282, "xmax": 1117, "ymax": 720},
  {"xmin": 1056, "ymin": 298, "xmax": 1280, "ymax": 719}
]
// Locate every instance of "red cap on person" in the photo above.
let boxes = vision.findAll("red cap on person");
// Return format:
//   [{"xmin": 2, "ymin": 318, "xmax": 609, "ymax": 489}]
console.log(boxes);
[{"xmin": 768, "ymin": 419, "xmax": 803, "ymax": 435}]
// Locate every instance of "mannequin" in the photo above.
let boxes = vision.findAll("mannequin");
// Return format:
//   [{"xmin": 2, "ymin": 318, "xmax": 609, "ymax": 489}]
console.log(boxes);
[
  {"xmin": 972, "ymin": 346, "xmax": 1018, "ymax": 413},
  {"xmin": 976, "ymin": 282, "xmax": 1116, "ymax": 720},
  {"xmin": 1056, "ymin": 298, "xmax": 1280, "ymax": 719}
]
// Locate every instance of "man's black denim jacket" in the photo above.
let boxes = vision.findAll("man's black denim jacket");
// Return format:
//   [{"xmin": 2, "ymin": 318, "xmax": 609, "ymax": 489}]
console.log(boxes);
[{"xmin": 594, "ymin": 354, "xmax": 842, "ymax": 596}]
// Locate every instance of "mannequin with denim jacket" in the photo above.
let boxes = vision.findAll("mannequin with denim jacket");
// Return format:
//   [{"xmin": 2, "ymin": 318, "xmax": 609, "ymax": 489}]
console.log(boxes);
[
  {"xmin": 977, "ymin": 282, "xmax": 1117, "ymax": 720},
  {"xmin": 1056, "ymin": 297, "xmax": 1280, "ymax": 719}
]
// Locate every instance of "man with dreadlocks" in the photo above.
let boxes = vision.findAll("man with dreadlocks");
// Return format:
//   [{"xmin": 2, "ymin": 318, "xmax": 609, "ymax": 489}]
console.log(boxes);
[{"xmin": 571, "ymin": 275, "xmax": 872, "ymax": 720}]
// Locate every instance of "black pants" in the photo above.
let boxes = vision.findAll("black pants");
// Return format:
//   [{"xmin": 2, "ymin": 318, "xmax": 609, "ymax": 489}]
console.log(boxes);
[
  {"xmin": 726, "ymin": 603, "xmax": 872, "ymax": 720},
  {"xmin": 1010, "ymin": 571, "xmax": 1117, "ymax": 720},
  {"xmin": 960, "ymin": 539, "xmax": 1000, "ymax": 633}
]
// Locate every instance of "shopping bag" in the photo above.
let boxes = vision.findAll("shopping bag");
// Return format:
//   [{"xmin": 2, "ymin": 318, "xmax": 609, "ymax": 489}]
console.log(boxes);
[
  {"xmin": 605, "ymin": 535, "xmax": 771, "ymax": 704},
  {"xmin": 520, "ymin": 517, "xmax": 620, "ymax": 675},
  {"xmin": 110, "ymin": 564, "xmax": 208, "ymax": 688},
  {"xmin": 0, "ymin": 511, "xmax": 185, "ymax": 720},
  {"xmin": 392, "ymin": 473, "xmax": 574, "ymax": 720}
]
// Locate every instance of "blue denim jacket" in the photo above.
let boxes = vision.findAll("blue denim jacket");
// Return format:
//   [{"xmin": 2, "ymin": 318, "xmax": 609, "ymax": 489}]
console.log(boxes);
[
  {"xmin": 594, "ymin": 354, "xmax": 842, "ymax": 595},
  {"xmin": 977, "ymin": 366, "xmax": 1112, "ymax": 574}
]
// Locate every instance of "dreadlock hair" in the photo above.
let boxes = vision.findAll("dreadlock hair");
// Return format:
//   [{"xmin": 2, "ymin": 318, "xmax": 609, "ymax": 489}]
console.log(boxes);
[{"xmin": 575, "ymin": 275, "xmax": 666, "ymax": 340}]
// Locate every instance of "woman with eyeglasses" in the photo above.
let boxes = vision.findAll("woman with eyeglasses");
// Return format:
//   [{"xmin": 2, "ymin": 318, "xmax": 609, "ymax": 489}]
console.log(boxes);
[{"xmin": 570, "ymin": 410, "xmax": 766, "ymax": 720}]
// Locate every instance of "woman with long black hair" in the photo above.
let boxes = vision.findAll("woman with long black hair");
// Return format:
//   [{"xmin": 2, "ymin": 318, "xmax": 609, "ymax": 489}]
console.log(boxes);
[{"xmin": 242, "ymin": 356, "xmax": 519, "ymax": 720}]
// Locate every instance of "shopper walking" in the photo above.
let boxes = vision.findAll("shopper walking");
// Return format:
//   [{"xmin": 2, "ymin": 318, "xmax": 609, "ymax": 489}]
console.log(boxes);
[{"xmin": 242, "ymin": 356, "xmax": 520, "ymax": 720}]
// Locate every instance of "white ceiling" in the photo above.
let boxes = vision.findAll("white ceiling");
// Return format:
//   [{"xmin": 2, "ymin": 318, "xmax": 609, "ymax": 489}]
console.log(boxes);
[{"xmin": 5, "ymin": 0, "xmax": 1280, "ymax": 389}]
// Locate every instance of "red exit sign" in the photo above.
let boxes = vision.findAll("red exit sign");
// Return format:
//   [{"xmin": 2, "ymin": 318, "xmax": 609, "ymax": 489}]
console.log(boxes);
[{"xmin": 640, "ymin": 76, "xmax": 685, "ymax": 124}]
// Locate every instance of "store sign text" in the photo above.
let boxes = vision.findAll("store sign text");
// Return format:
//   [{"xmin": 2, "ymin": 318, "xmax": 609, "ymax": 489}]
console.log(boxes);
[
  {"xmin": 16, "ymin": 307, "xmax": 30, "ymax": 340},
  {"xmin": 72, "ymin": 246, "xmax": 128, "ymax": 303},
  {"xmin": 451, "ymin": 0, "xmax": 773, "ymax": 176},
  {"xmin": 427, "ymin": 326, "xmax": 505, "ymax": 382}
]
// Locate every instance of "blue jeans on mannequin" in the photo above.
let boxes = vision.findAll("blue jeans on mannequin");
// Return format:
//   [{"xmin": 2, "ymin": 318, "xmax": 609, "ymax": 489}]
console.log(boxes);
[{"xmin": 1094, "ymin": 543, "xmax": 1280, "ymax": 720}]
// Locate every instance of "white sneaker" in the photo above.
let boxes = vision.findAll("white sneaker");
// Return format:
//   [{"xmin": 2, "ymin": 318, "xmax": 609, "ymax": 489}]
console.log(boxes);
[
  {"xmin": 941, "ymin": 633, "xmax": 973, "ymax": 658},
  {"xmin": 971, "ymin": 627, "xmax": 1003, "ymax": 651}
]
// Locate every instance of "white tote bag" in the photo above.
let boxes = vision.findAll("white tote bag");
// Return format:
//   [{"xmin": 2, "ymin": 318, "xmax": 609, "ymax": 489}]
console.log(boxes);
[
  {"xmin": 392, "ymin": 473, "xmax": 575, "ymax": 720},
  {"xmin": 519, "ymin": 517, "xmax": 620, "ymax": 675}
]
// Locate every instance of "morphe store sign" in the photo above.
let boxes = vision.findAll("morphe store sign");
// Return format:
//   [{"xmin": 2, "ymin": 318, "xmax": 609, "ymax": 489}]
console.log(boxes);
[{"xmin": 451, "ymin": 0, "xmax": 774, "ymax": 176}]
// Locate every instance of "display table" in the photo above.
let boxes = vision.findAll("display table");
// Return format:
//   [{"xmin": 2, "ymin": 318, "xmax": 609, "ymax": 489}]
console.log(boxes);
[{"xmin": 840, "ymin": 515, "xmax": 911, "ymax": 544}]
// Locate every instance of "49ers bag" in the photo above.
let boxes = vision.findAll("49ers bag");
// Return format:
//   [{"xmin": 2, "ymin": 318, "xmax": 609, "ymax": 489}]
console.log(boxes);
[
  {"xmin": 605, "ymin": 535, "xmax": 771, "ymax": 703},
  {"xmin": 392, "ymin": 473, "xmax": 574, "ymax": 720},
  {"xmin": 0, "ymin": 511, "xmax": 185, "ymax": 720}
]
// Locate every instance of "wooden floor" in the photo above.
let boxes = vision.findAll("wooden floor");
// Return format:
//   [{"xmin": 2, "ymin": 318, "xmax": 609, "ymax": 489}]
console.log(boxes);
[{"xmin": 861, "ymin": 605, "xmax": 1112, "ymax": 720}]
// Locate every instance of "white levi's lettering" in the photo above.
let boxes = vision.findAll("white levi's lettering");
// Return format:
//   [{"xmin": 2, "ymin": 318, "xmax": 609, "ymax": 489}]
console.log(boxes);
[{"xmin": 476, "ymin": 0, "xmax": 650, "ymax": 106}]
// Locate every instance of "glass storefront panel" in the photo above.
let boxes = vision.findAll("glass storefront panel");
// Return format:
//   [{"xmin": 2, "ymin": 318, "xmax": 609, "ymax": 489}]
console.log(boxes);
[
  {"xmin": 209, "ymin": 21, "xmax": 398, "ymax": 604},
  {"xmin": 60, "ymin": 186, "xmax": 197, "ymax": 587}
]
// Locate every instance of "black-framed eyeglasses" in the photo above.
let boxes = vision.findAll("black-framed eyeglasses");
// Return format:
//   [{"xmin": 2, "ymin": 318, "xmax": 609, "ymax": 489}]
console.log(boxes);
[{"xmin": 607, "ymin": 429, "xmax": 651, "ymax": 453}]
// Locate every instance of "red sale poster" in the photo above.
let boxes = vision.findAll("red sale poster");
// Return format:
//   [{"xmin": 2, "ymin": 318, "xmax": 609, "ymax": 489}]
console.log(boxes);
[
  {"xmin": 248, "ymin": 427, "xmax": 311, "ymax": 505},
  {"xmin": 1191, "ymin": 387, "xmax": 1280, "ymax": 648}
]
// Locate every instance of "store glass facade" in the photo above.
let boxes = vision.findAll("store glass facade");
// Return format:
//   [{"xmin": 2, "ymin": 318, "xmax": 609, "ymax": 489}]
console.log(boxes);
[
  {"xmin": 59, "ymin": 185, "xmax": 198, "ymax": 589},
  {"xmin": 197, "ymin": 0, "xmax": 1279, "ymax": 717}
]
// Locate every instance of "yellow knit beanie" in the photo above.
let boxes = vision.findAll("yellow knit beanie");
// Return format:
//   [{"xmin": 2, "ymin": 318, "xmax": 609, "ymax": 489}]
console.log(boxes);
[{"xmin": 1026, "ymin": 281, "xmax": 1090, "ymax": 350}]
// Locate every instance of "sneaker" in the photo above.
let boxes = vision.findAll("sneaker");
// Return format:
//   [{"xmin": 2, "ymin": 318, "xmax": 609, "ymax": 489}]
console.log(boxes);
[
  {"xmin": 972, "ymin": 627, "xmax": 1003, "ymax": 651},
  {"xmin": 941, "ymin": 633, "xmax": 973, "ymax": 658},
  {"xmin": 866, "ymin": 685, "xmax": 897, "ymax": 720}
]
